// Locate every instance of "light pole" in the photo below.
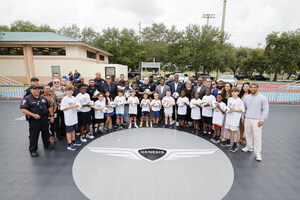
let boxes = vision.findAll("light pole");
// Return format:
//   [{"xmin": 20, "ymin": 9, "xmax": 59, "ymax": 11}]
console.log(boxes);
[{"xmin": 202, "ymin": 14, "xmax": 215, "ymax": 26}]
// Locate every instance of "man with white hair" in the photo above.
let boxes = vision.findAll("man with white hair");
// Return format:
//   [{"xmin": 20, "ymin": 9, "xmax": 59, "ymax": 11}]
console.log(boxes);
[
  {"xmin": 138, "ymin": 77, "xmax": 154, "ymax": 96},
  {"xmin": 205, "ymin": 78, "xmax": 212, "ymax": 89}
]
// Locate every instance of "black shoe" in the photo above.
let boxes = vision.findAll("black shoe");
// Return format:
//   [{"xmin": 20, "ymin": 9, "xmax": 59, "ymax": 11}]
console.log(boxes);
[
  {"xmin": 220, "ymin": 140, "xmax": 227, "ymax": 147},
  {"xmin": 226, "ymin": 139, "xmax": 231, "ymax": 147},
  {"xmin": 192, "ymin": 129, "xmax": 196, "ymax": 134},
  {"xmin": 30, "ymin": 151, "xmax": 38, "ymax": 157},
  {"xmin": 230, "ymin": 143, "xmax": 238, "ymax": 152},
  {"xmin": 44, "ymin": 144, "xmax": 55, "ymax": 149}
]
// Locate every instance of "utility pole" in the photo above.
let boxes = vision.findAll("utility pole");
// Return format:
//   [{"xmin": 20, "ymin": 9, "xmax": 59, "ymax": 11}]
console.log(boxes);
[
  {"xmin": 217, "ymin": 0, "xmax": 228, "ymax": 80},
  {"xmin": 138, "ymin": 21, "xmax": 141, "ymax": 43},
  {"xmin": 202, "ymin": 14, "xmax": 215, "ymax": 26}
]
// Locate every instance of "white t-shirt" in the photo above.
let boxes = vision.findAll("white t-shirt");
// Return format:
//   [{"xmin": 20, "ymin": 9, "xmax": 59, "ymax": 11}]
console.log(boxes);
[
  {"xmin": 106, "ymin": 97, "xmax": 114, "ymax": 113},
  {"xmin": 162, "ymin": 96, "xmax": 175, "ymax": 115},
  {"xmin": 127, "ymin": 96, "xmax": 139, "ymax": 115},
  {"xmin": 94, "ymin": 99, "xmax": 105, "ymax": 119},
  {"xmin": 190, "ymin": 98, "xmax": 201, "ymax": 120},
  {"xmin": 114, "ymin": 96, "xmax": 126, "ymax": 114},
  {"xmin": 177, "ymin": 96, "xmax": 189, "ymax": 115},
  {"xmin": 151, "ymin": 99, "xmax": 161, "ymax": 112},
  {"xmin": 76, "ymin": 93, "xmax": 91, "ymax": 112},
  {"xmin": 226, "ymin": 97, "xmax": 245, "ymax": 127},
  {"xmin": 202, "ymin": 95, "xmax": 216, "ymax": 117},
  {"xmin": 60, "ymin": 96, "xmax": 78, "ymax": 126},
  {"xmin": 212, "ymin": 102, "xmax": 226, "ymax": 126},
  {"xmin": 140, "ymin": 99, "xmax": 151, "ymax": 112}
]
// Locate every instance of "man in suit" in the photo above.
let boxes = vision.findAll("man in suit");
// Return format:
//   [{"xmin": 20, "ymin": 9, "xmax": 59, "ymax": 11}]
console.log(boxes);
[
  {"xmin": 192, "ymin": 77, "xmax": 207, "ymax": 99},
  {"xmin": 170, "ymin": 74, "xmax": 185, "ymax": 123},
  {"xmin": 155, "ymin": 78, "xmax": 170, "ymax": 122}
]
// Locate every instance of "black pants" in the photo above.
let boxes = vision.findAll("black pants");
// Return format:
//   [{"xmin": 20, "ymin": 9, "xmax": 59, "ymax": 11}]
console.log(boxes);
[
  {"xmin": 29, "ymin": 116, "xmax": 50, "ymax": 152},
  {"xmin": 111, "ymin": 108, "xmax": 117, "ymax": 126},
  {"xmin": 91, "ymin": 109, "xmax": 96, "ymax": 127},
  {"xmin": 49, "ymin": 117, "xmax": 58, "ymax": 137},
  {"xmin": 56, "ymin": 110, "xmax": 66, "ymax": 137}
]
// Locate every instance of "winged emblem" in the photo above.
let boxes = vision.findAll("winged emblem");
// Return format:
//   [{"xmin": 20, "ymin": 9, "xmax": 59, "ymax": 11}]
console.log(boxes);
[{"xmin": 87, "ymin": 147, "xmax": 218, "ymax": 162}]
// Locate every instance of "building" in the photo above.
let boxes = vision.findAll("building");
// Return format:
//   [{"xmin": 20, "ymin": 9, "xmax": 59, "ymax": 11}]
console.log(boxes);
[{"xmin": 0, "ymin": 32, "xmax": 127, "ymax": 84}]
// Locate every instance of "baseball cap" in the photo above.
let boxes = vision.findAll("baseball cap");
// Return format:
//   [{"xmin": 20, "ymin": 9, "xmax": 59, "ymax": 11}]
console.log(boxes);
[
  {"xmin": 30, "ymin": 77, "xmax": 39, "ymax": 82},
  {"xmin": 30, "ymin": 85, "xmax": 43, "ymax": 89}
]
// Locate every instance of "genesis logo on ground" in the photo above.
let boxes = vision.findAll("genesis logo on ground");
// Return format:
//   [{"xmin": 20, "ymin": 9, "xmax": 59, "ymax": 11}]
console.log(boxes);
[{"xmin": 73, "ymin": 128, "xmax": 234, "ymax": 200}]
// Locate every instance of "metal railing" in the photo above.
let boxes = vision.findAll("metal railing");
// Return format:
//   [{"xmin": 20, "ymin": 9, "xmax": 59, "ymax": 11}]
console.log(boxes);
[{"xmin": 0, "ymin": 84, "xmax": 299, "ymax": 102}]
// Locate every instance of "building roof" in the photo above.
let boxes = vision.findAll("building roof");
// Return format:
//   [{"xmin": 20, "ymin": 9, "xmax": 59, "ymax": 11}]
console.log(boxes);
[{"xmin": 0, "ymin": 32, "xmax": 112, "ymax": 56}]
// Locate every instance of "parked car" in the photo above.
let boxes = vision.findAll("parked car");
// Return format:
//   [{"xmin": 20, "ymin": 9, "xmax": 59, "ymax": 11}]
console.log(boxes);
[
  {"xmin": 148, "ymin": 73, "xmax": 158, "ymax": 79},
  {"xmin": 128, "ymin": 71, "xmax": 140, "ymax": 78},
  {"xmin": 197, "ymin": 73, "xmax": 214, "ymax": 80},
  {"xmin": 217, "ymin": 75, "xmax": 238, "ymax": 86},
  {"xmin": 250, "ymin": 75, "xmax": 270, "ymax": 81},
  {"xmin": 165, "ymin": 72, "xmax": 181, "ymax": 78},
  {"xmin": 235, "ymin": 74, "xmax": 247, "ymax": 80},
  {"xmin": 297, "ymin": 74, "xmax": 300, "ymax": 81}
]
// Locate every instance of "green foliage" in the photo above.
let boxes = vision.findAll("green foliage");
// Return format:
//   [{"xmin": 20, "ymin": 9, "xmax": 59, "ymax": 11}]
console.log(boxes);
[
  {"xmin": 10, "ymin": 20, "xmax": 39, "ymax": 32},
  {"xmin": 58, "ymin": 24, "xmax": 81, "ymax": 40}
]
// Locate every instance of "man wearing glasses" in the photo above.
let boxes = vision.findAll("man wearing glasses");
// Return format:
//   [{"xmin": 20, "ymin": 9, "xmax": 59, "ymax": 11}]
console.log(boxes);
[
  {"xmin": 48, "ymin": 73, "xmax": 60, "ymax": 87},
  {"xmin": 153, "ymin": 74, "xmax": 162, "ymax": 90}
]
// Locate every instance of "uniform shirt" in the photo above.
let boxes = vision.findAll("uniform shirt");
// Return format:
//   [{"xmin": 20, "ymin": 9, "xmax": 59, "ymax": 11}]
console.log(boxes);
[
  {"xmin": 140, "ymin": 99, "xmax": 150, "ymax": 112},
  {"xmin": 114, "ymin": 96, "xmax": 126, "ymax": 114},
  {"xmin": 23, "ymin": 87, "xmax": 43, "ymax": 97},
  {"xmin": 226, "ymin": 97, "xmax": 245, "ymax": 127},
  {"xmin": 20, "ymin": 94, "xmax": 50, "ymax": 117},
  {"xmin": 94, "ymin": 78, "xmax": 106, "ymax": 91},
  {"xmin": 151, "ymin": 99, "xmax": 161, "ymax": 112},
  {"xmin": 94, "ymin": 99, "xmax": 105, "ymax": 119},
  {"xmin": 202, "ymin": 95, "xmax": 216, "ymax": 117},
  {"xmin": 86, "ymin": 86, "xmax": 98, "ymax": 101},
  {"xmin": 139, "ymin": 84, "xmax": 153, "ymax": 93},
  {"xmin": 127, "ymin": 96, "xmax": 139, "ymax": 115},
  {"xmin": 60, "ymin": 96, "xmax": 78, "ymax": 126},
  {"xmin": 162, "ymin": 96, "xmax": 175, "ymax": 114},
  {"xmin": 177, "ymin": 96, "xmax": 190, "ymax": 115},
  {"xmin": 105, "ymin": 97, "xmax": 114, "ymax": 113},
  {"xmin": 76, "ymin": 93, "xmax": 91, "ymax": 112},
  {"xmin": 190, "ymin": 98, "xmax": 201, "ymax": 120},
  {"xmin": 212, "ymin": 102, "xmax": 226, "ymax": 126}
]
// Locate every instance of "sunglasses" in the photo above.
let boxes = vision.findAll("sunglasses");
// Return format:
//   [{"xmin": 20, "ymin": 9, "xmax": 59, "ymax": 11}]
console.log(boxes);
[
  {"xmin": 54, "ymin": 81, "xmax": 60, "ymax": 84},
  {"xmin": 106, "ymin": 78, "xmax": 111, "ymax": 80}
]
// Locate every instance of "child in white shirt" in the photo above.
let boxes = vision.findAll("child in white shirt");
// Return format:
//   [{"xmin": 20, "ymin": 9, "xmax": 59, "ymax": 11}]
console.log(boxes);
[
  {"xmin": 211, "ymin": 94, "xmax": 226, "ymax": 143},
  {"xmin": 114, "ymin": 89, "xmax": 126, "ymax": 130},
  {"xmin": 190, "ymin": 92, "xmax": 202, "ymax": 134},
  {"xmin": 176, "ymin": 89, "xmax": 190, "ymax": 131},
  {"xmin": 104, "ymin": 90, "xmax": 114, "ymax": 132},
  {"xmin": 140, "ymin": 93, "xmax": 151, "ymax": 127},
  {"xmin": 162, "ymin": 89, "xmax": 175, "ymax": 129},
  {"xmin": 127, "ymin": 89, "xmax": 139, "ymax": 129},
  {"xmin": 93, "ymin": 93, "xmax": 106, "ymax": 134},
  {"xmin": 202, "ymin": 88, "xmax": 216, "ymax": 135},
  {"xmin": 151, "ymin": 93, "xmax": 161, "ymax": 128}
]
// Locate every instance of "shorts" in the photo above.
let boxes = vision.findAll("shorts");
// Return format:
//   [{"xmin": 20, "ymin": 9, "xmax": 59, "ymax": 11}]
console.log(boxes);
[
  {"xmin": 152, "ymin": 111, "xmax": 160, "ymax": 118},
  {"xmin": 225, "ymin": 124, "xmax": 238, "ymax": 131},
  {"xmin": 105, "ymin": 112, "xmax": 115, "ymax": 117},
  {"xmin": 142, "ymin": 111, "xmax": 149, "ymax": 116},
  {"xmin": 177, "ymin": 114, "xmax": 186, "ymax": 120},
  {"xmin": 95, "ymin": 118, "xmax": 104, "ymax": 124},
  {"xmin": 129, "ymin": 114, "xmax": 137, "ymax": 118},
  {"xmin": 78, "ymin": 111, "xmax": 91, "ymax": 126},
  {"xmin": 116, "ymin": 114, "xmax": 124, "ymax": 117},
  {"xmin": 213, "ymin": 124, "xmax": 222, "ymax": 129},
  {"xmin": 164, "ymin": 111, "xmax": 173, "ymax": 116},
  {"xmin": 202, "ymin": 116, "xmax": 212, "ymax": 124},
  {"xmin": 66, "ymin": 124, "xmax": 78, "ymax": 133}
]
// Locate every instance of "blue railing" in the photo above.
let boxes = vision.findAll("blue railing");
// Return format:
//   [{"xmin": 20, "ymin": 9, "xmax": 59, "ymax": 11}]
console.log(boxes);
[{"xmin": 0, "ymin": 84, "xmax": 28, "ymax": 98}]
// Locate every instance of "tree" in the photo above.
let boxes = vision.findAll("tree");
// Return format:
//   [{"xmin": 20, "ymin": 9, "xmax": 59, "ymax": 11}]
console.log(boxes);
[
  {"xmin": 81, "ymin": 27, "xmax": 99, "ymax": 44},
  {"xmin": 242, "ymin": 48, "xmax": 269, "ymax": 77},
  {"xmin": 58, "ymin": 24, "xmax": 81, "ymax": 40},
  {"xmin": 0, "ymin": 25, "xmax": 9, "ymax": 32},
  {"xmin": 10, "ymin": 20, "xmax": 39, "ymax": 32},
  {"xmin": 231, "ymin": 46, "xmax": 249, "ymax": 75},
  {"xmin": 38, "ymin": 24, "xmax": 56, "ymax": 32}
]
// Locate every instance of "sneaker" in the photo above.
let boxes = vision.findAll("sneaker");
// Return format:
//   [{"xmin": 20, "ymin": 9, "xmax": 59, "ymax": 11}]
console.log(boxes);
[
  {"xmin": 146, "ymin": 124, "xmax": 149, "ymax": 127},
  {"xmin": 203, "ymin": 131, "xmax": 207, "ymax": 135},
  {"xmin": 192, "ymin": 129, "xmax": 197, "ymax": 134},
  {"xmin": 256, "ymin": 154, "xmax": 262, "ymax": 162},
  {"xmin": 120, "ymin": 125, "xmax": 124, "ymax": 130},
  {"xmin": 242, "ymin": 146, "xmax": 254, "ymax": 152},
  {"xmin": 108, "ymin": 128, "xmax": 113, "ymax": 132},
  {"xmin": 139, "ymin": 124, "xmax": 143, "ymax": 127},
  {"xmin": 76, "ymin": 132, "xmax": 80, "ymax": 136},
  {"xmin": 226, "ymin": 139, "xmax": 231, "ymax": 147},
  {"xmin": 128, "ymin": 123, "xmax": 132, "ymax": 129},
  {"xmin": 169, "ymin": 125, "xmax": 173, "ymax": 129},
  {"xmin": 134, "ymin": 124, "xmax": 138, "ymax": 128},
  {"xmin": 80, "ymin": 135, "xmax": 87, "ymax": 142},
  {"xmin": 86, "ymin": 132, "xmax": 94, "ymax": 139},
  {"xmin": 230, "ymin": 143, "xmax": 238, "ymax": 152},
  {"xmin": 215, "ymin": 137, "xmax": 221, "ymax": 143},
  {"xmin": 210, "ymin": 137, "xmax": 216, "ymax": 143},
  {"xmin": 208, "ymin": 132, "xmax": 211, "ymax": 135},
  {"xmin": 73, "ymin": 140, "xmax": 82, "ymax": 146},
  {"xmin": 67, "ymin": 143, "xmax": 78, "ymax": 151},
  {"xmin": 30, "ymin": 151, "xmax": 38, "ymax": 157},
  {"xmin": 162, "ymin": 125, "xmax": 167, "ymax": 128},
  {"xmin": 220, "ymin": 140, "xmax": 227, "ymax": 147}
]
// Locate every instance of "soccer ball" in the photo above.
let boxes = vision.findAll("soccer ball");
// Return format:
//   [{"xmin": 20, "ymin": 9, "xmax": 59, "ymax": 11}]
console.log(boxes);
[
  {"xmin": 75, "ymin": 102, "xmax": 82, "ymax": 111},
  {"xmin": 223, "ymin": 106, "xmax": 231, "ymax": 113},
  {"xmin": 141, "ymin": 99, "xmax": 148, "ymax": 107},
  {"xmin": 154, "ymin": 101, "xmax": 160, "ymax": 107},
  {"xmin": 177, "ymin": 100, "xmax": 185, "ymax": 107},
  {"xmin": 102, "ymin": 107, "xmax": 108, "ymax": 113},
  {"xmin": 211, "ymin": 100, "xmax": 218, "ymax": 109},
  {"xmin": 110, "ymin": 102, "xmax": 116, "ymax": 108},
  {"xmin": 164, "ymin": 102, "xmax": 170, "ymax": 108},
  {"xmin": 93, "ymin": 90, "xmax": 100, "ymax": 97},
  {"xmin": 199, "ymin": 99, "xmax": 208, "ymax": 107},
  {"xmin": 124, "ymin": 92, "xmax": 130, "ymax": 99},
  {"xmin": 190, "ymin": 100, "xmax": 197, "ymax": 109},
  {"xmin": 88, "ymin": 101, "xmax": 94, "ymax": 107},
  {"xmin": 130, "ymin": 101, "xmax": 137, "ymax": 106},
  {"xmin": 144, "ymin": 89, "xmax": 151, "ymax": 95},
  {"xmin": 172, "ymin": 92, "xmax": 179, "ymax": 99},
  {"xmin": 118, "ymin": 101, "xmax": 125, "ymax": 107}
]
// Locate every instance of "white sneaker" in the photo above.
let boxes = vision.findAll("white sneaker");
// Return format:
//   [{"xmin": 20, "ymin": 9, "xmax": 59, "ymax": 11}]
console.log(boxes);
[
  {"xmin": 208, "ymin": 132, "xmax": 211, "ymax": 135},
  {"xmin": 86, "ymin": 132, "xmax": 94, "ymax": 139},
  {"xmin": 134, "ymin": 123, "xmax": 138, "ymax": 128},
  {"xmin": 242, "ymin": 146, "xmax": 253, "ymax": 152},
  {"xmin": 175, "ymin": 122, "xmax": 179, "ymax": 126},
  {"xmin": 80, "ymin": 135, "xmax": 87, "ymax": 142},
  {"xmin": 128, "ymin": 123, "xmax": 132, "ymax": 129},
  {"xmin": 256, "ymin": 154, "xmax": 262, "ymax": 162},
  {"xmin": 76, "ymin": 132, "xmax": 80, "ymax": 136}
]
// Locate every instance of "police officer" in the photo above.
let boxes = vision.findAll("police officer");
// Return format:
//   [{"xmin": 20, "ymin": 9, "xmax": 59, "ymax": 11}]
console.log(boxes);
[
  {"xmin": 138, "ymin": 77, "xmax": 154, "ymax": 98},
  {"xmin": 94, "ymin": 72, "xmax": 106, "ymax": 91},
  {"xmin": 24, "ymin": 77, "xmax": 43, "ymax": 97},
  {"xmin": 20, "ymin": 85, "xmax": 55, "ymax": 157}
]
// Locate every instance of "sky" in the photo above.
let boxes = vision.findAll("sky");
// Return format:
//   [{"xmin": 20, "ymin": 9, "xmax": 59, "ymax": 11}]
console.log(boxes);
[{"xmin": 0, "ymin": 0, "xmax": 299, "ymax": 48}]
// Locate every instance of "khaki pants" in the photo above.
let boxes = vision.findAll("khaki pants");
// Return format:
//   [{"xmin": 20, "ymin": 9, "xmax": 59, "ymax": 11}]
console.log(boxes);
[{"xmin": 244, "ymin": 118, "xmax": 262, "ymax": 155}]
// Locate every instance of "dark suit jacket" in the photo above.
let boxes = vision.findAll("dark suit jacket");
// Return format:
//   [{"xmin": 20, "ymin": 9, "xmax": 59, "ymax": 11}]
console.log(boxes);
[
  {"xmin": 102, "ymin": 82, "xmax": 118, "ymax": 99},
  {"xmin": 170, "ymin": 81, "xmax": 184, "ymax": 94},
  {"xmin": 192, "ymin": 84, "xmax": 207, "ymax": 99}
]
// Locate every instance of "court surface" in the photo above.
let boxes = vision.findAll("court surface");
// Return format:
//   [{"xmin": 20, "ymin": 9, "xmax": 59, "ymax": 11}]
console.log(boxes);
[{"xmin": 0, "ymin": 101, "xmax": 299, "ymax": 200}]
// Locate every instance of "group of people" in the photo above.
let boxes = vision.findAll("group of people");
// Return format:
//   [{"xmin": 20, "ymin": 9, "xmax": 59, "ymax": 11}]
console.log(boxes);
[{"xmin": 20, "ymin": 71, "xmax": 269, "ymax": 162}]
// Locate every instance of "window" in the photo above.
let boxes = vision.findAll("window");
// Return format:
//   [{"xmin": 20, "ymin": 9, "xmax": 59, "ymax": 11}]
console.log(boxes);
[
  {"xmin": 0, "ymin": 47, "xmax": 24, "ymax": 55},
  {"xmin": 87, "ymin": 51, "xmax": 96, "ymax": 59},
  {"xmin": 32, "ymin": 47, "xmax": 66, "ymax": 56},
  {"xmin": 99, "ymin": 55, "xmax": 105, "ymax": 61}
]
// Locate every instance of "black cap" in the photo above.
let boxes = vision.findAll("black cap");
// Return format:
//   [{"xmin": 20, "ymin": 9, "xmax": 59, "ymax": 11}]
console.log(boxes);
[
  {"xmin": 132, "ymin": 80, "xmax": 137, "ymax": 84},
  {"xmin": 30, "ymin": 85, "xmax": 42, "ymax": 89},
  {"xmin": 30, "ymin": 77, "xmax": 39, "ymax": 82},
  {"xmin": 74, "ymin": 79, "xmax": 81, "ymax": 83}
]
